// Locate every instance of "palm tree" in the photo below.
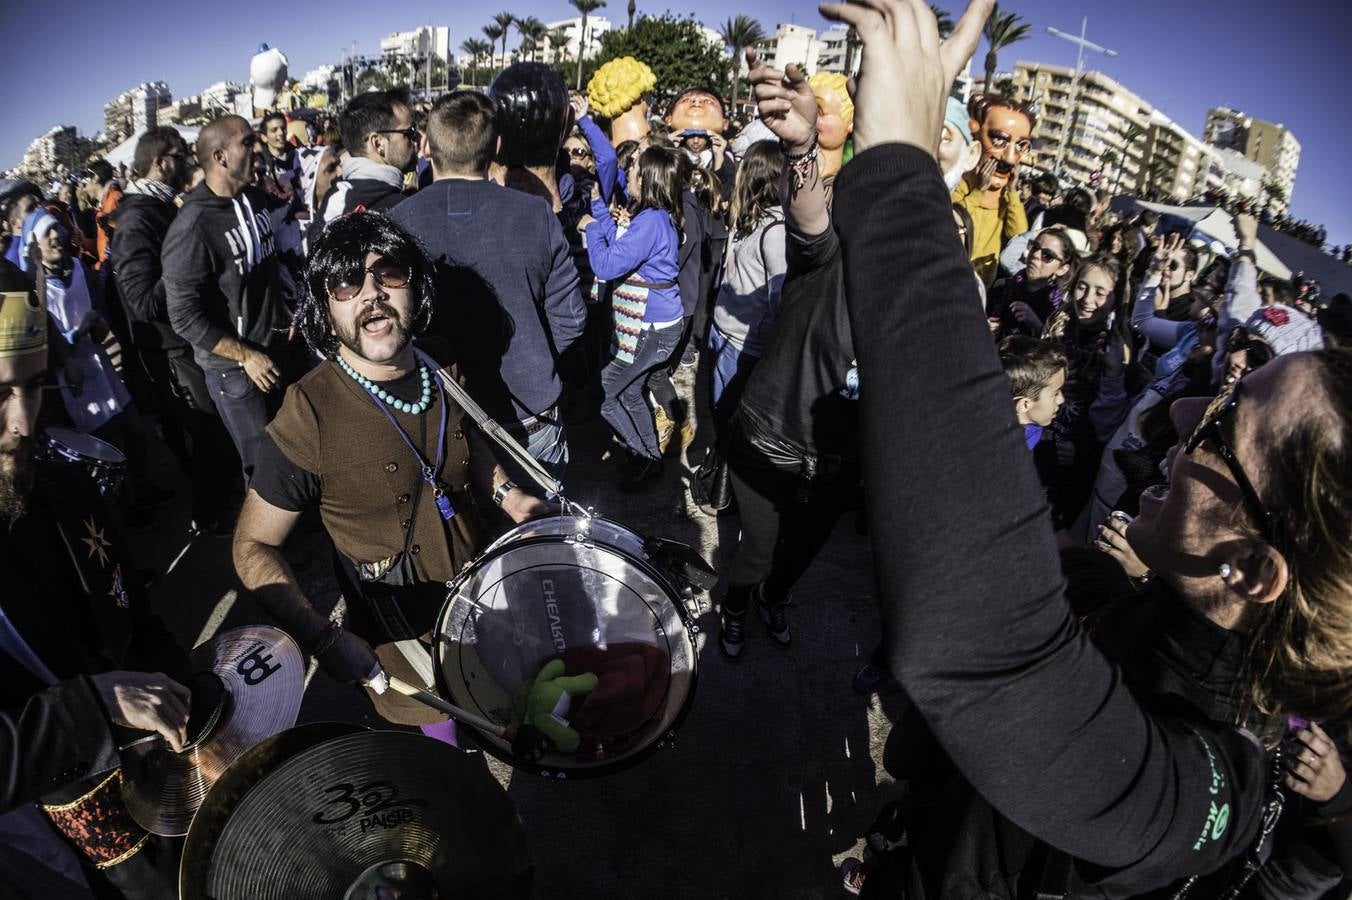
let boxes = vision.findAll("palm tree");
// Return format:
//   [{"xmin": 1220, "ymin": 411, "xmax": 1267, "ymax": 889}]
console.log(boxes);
[
  {"xmin": 627, "ymin": 0, "xmax": 635, "ymax": 30},
  {"xmin": 1100, "ymin": 148, "xmax": 1119, "ymax": 194},
  {"xmin": 462, "ymin": 38, "xmax": 492, "ymax": 86},
  {"xmin": 483, "ymin": 24, "xmax": 505, "ymax": 68},
  {"xmin": 929, "ymin": 4, "xmax": 954, "ymax": 39},
  {"xmin": 719, "ymin": 15, "xmax": 764, "ymax": 113},
  {"xmin": 493, "ymin": 12, "xmax": 515, "ymax": 64},
  {"xmin": 547, "ymin": 27, "xmax": 572, "ymax": 65},
  {"xmin": 516, "ymin": 17, "xmax": 546, "ymax": 62},
  {"xmin": 981, "ymin": 3, "xmax": 1031, "ymax": 95},
  {"xmin": 1145, "ymin": 158, "xmax": 1172, "ymax": 200},
  {"xmin": 1113, "ymin": 121, "xmax": 1147, "ymax": 195},
  {"xmin": 569, "ymin": 0, "xmax": 606, "ymax": 90}
]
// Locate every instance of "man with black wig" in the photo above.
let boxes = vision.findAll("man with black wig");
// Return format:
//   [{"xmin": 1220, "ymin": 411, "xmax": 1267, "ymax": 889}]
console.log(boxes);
[{"xmin": 233, "ymin": 212, "xmax": 547, "ymax": 727}]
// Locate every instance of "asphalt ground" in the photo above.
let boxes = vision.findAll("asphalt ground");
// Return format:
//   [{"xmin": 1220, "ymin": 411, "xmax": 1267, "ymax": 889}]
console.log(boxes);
[{"xmin": 125, "ymin": 362, "xmax": 902, "ymax": 899}]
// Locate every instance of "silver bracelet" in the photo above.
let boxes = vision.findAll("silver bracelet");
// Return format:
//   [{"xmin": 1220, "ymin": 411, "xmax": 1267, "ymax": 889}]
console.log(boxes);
[{"xmin": 493, "ymin": 479, "xmax": 517, "ymax": 507}]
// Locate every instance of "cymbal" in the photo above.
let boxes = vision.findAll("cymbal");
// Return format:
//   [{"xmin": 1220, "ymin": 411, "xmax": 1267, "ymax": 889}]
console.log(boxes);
[
  {"xmin": 202, "ymin": 731, "xmax": 533, "ymax": 900},
  {"xmin": 180, "ymin": 722, "xmax": 366, "ymax": 900},
  {"xmin": 122, "ymin": 625, "xmax": 304, "ymax": 836}
]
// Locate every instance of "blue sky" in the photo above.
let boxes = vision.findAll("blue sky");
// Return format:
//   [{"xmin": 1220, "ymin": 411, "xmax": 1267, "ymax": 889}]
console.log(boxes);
[{"xmin": 3, "ymin": 0, "xmax": 1348, "ymax": 246}]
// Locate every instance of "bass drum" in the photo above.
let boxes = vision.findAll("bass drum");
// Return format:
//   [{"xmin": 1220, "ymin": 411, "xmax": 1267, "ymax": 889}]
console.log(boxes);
[{"xmin": 433, "ymin": 514, "xmax": 698, "ymax": 777}]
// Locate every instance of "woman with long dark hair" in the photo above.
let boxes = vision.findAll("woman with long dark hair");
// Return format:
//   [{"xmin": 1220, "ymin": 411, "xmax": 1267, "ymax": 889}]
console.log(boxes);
[
  {"xmin": 707, "ymin": 141, "xmax": 787, "ymax": 431},
  {"xmin": 579, "ymin": 144, "xmax": 686, "ymax": 488}
]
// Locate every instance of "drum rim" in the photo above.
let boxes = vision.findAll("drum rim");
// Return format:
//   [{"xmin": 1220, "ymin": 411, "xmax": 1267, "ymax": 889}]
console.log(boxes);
[
  {"xmin": 431, "ymin": 529, "xmax": 700, "ymax": 778},
  {"xmin": 43, "ymin": 426, "xmax": 127, "ymax": 463}
]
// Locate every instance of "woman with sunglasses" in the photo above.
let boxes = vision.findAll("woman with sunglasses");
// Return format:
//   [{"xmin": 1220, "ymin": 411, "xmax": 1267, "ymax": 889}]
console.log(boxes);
[
  {"xmin": 234, "ymin": 213, "xmax": 546, "ymax": 728},
  {"xmin": 985, "ymin": 225, "xmax": 1077, "ymax": 339}
]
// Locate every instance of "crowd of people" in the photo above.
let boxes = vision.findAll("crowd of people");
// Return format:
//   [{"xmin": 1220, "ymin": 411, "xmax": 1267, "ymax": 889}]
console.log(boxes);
[{"xmin": 3, "ymin": 0, "xmax": 1352, "ymax": 895}]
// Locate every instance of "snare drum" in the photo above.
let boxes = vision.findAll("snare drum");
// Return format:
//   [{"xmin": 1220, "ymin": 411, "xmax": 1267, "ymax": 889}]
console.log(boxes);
[
  {"xmin": 433, "ymin": 513, "xmax": 699, "ymax": 777},
  {"xmin": 43, "ymin": 427, "xmax": 127, "ymax": 495}
]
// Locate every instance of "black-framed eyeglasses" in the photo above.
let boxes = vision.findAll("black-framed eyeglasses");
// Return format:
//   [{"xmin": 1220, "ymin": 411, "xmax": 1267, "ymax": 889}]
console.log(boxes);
[
  {"xmin": 373, "ymin": 127, "xmax": 420, "ymax": 142},
  {"xmin": 327, "ymin": 260, "xmax": 411, "ymax": 301},
  {"xmin": 1183, "ymin": 384, "xmax": 1276, "ymax": 544}
]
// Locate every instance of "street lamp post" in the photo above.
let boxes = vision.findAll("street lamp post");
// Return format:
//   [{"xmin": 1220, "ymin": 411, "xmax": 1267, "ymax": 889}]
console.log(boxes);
[{"xmin": 1046, "ymin": 17, "xmax": 1118, "ymax": 179}]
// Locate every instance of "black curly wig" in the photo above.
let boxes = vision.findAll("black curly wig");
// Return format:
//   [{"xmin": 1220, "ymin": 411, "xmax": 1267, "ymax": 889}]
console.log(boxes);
[{"xmin": 296, "ymin": 212, "xmax": 435, "ymax": 358}]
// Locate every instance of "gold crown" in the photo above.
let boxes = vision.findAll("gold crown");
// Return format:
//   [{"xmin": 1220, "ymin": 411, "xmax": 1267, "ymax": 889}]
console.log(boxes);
[{"xmin": 0, "ymin": 291, "xmax": 46, "ymax": 359}]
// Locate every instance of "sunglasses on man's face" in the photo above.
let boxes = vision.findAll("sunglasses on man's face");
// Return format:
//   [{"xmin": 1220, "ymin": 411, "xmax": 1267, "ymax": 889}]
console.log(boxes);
[
  {"xmin": 327, "ymin": 259, "xmax": 411, "ymax": 301},
  {"xmin": 1183, "ymin": 383, "xmax": 1276, "ymax": 545},
  {"xmin": 374, "ymin": 127, "xmax": 420, "ymax": 142}
]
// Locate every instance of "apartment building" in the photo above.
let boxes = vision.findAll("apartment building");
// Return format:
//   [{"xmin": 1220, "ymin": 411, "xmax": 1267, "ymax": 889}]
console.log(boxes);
[{"xmin": 1204, "ymin": 107, "xmax": 1300, "ymax": 213}]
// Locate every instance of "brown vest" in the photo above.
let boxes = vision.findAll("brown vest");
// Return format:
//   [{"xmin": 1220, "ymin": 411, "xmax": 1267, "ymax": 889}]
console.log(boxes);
[{"xmin": 267, "ymin": 348, "xmax": 484, "ymax": 587}]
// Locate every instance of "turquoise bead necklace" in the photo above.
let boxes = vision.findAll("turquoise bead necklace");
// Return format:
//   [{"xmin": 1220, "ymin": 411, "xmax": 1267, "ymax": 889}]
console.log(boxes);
[{"xmin": 336, "ymin": 354, "xmax": 432, "ymax": 414}]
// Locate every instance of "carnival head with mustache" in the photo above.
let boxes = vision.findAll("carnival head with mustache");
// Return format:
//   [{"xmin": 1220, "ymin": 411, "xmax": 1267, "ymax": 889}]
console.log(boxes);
[
  {"xmin": 0, "ymin": 272, "xmax": 47, "ymax": 524},
  {"xmin": 968, "ymin": 94, "xmax": 1037, "ymax": 195},
  {"xmin": 296, "ymin": 212, "xmax": 435, "ymax": 363}
]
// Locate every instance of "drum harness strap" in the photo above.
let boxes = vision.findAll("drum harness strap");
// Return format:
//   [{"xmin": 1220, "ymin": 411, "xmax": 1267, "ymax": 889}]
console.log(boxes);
[{"xmin": 392, "ymin": 360, "xmax": 579, "ymax": 691}]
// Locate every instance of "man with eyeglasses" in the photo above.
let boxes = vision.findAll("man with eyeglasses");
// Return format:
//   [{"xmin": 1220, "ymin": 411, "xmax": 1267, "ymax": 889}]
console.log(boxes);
[
  {"xmin": 110, "ymin": 126, "xmax": 239, "ymax": 536},
  {"xmin": 952, "ymin": 93, "xmax": 1034, "ymax": 286},
  {"xmin": 316, "ymin": 88, "xmax": 420, "ymax": 229},
  {"xmin": 163, "ymin": 115, "xmax": 293, "ymax": 487}
]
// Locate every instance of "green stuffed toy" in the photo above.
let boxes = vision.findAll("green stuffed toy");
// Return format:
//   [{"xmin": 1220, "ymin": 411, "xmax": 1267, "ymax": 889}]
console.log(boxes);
[{"xmin": 512, "ymin": 659, "xmax": 598, "ymax": 753}]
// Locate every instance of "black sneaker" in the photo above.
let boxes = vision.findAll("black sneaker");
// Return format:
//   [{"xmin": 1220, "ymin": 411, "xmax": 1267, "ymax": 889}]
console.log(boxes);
[
  {"xmin": 719, "ymin": 607, "xmax": 747, "ymax": 661},
  {"xmin": 753, "ymin": 585, "xmax": 791, "ymax": 646}
]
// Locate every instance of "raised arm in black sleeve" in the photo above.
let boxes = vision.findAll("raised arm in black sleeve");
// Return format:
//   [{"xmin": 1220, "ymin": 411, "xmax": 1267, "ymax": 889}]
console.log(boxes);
[{"xmin": 834, "ymin": 144, "xmax": 1266, "ymax": 886}]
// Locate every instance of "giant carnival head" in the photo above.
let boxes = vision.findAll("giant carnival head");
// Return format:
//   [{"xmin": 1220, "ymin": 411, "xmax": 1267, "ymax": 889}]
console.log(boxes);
[
  {"xmin": 588, "ymin": 57, "xmax": 656, "ymax": 144},
  {"xmin": 967, "ymin": 93, "xmax": 1037, "ymax": 194}
]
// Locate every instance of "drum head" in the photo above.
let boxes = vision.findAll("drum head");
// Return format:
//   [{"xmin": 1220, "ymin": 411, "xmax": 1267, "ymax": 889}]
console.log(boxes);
[
  {"xmin": 45, "ymin": 426, "xmax": 125, "ymax": 463},
  {"xmin": 434, "ymin": 515, "xmax": 697, "ymax": 777}
]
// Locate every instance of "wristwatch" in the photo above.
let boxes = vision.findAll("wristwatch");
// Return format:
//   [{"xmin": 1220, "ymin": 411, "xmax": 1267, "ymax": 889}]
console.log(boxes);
[{"xmin": 493, "ymin": 479, "xmax": 517, "ymax": 507}]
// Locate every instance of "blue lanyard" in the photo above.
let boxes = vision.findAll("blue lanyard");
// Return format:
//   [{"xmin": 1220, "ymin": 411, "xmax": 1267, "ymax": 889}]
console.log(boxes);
[{"xmin": 350, "ymin": 351, "xmax": 455, "ymax": 521}]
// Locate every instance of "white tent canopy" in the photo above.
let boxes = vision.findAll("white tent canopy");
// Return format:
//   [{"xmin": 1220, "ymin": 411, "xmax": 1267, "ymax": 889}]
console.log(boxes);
[
  {"xmin": 102, "ymin": 125, "xmax": 200, "ymax": 172},
  {"xmin": 1115, "ymin": 199, "xmax": 1292, "ymax": 280}
]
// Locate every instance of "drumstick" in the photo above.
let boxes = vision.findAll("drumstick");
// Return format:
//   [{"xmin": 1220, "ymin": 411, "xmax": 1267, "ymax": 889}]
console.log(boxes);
[
  {"xmin": 368, "ymin": 669, "xmax": 552, "ymax": 762},
  {"xmin": 381, "ymin": 674, "xmax": 509, "ymax": 736}
]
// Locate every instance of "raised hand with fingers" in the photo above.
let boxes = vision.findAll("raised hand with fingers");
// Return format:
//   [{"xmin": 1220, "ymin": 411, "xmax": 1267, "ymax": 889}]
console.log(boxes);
[
  {"xmin": 1152, "ymin": 231, "xmax": 1184, "ymax": 270},
  {"xmin": 746, "ymin": 48, "xmax": 817, "ymax": 153},
  {"xmin": 818, "ymin": 0, "xmax": 992, "ymax": 157}
]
